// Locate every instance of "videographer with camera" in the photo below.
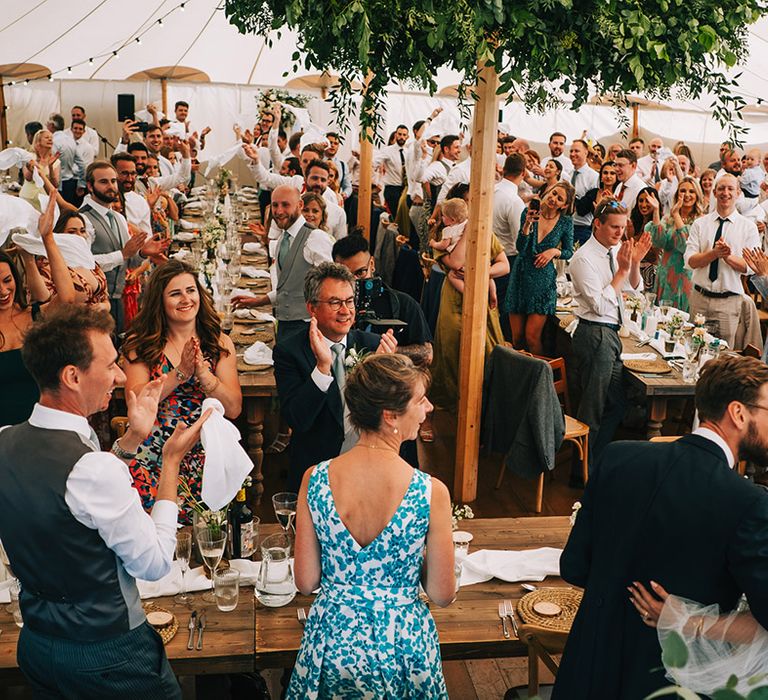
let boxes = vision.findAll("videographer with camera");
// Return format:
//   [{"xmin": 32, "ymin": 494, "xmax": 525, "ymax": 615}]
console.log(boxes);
[{"xmin": 332, "ymin": 230, "xmax": 432, "ymax": 466}]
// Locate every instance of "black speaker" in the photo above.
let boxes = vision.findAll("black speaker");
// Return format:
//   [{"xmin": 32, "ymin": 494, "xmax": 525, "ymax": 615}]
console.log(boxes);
[{"xmin": 117, "ymin": 94, "xmax": 135, "ymax": 122}]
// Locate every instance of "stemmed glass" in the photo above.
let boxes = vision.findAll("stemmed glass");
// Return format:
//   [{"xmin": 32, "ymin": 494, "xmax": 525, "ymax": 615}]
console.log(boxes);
[
  {"xmin": 174, "ymin": 532, "xmax": 194, "ymax": 605},
  {"xmin": 195, "ymin": 526, "xmax": 227, "ymax": 603},
  {"xmin": 0, "ymin": 540, "xmax": 20, "ymax": 615},
  {"xmin": 272, "ymin": 492, "xmax": 298, "ymax": 534},
  {"xmin": 227, "ymin": 260, "xmax": 241, "ymax": 287}
]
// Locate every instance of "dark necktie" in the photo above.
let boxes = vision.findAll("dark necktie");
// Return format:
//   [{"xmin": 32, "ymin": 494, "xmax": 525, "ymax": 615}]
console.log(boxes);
[
  {"xmin": 616, "ymin": 183, "xmax": 625, "ymax": 200},
  {"xmin": 651, "ymin": 159, "xmax": 659, "ymax": 183},
  {"xmin": 708, "ymin": 217, "xmax": 726, "ymax": 283},
  {"xmin": 570, "ymin": 169, "xmax": 578, "ymax": 186},
  {"xmin": 399, "ymin": 147, "xmax": 406, "ymax": 184},
  {"xmin": 608, "ymin": 250, "xmax": 623, "ymax": 325}
]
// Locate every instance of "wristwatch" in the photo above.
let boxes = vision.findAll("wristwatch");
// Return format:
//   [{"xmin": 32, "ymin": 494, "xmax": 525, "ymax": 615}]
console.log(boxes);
[{"xmin": 111, "ymin": 438, "xmax": 137, "ymax": 460}]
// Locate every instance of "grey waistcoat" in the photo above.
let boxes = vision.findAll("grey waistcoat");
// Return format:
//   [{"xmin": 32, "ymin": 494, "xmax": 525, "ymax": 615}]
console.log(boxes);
[
  {"xmin": 80, "ymin": 204, "xmax": 126, "ymax": 298},
  {"xmin": 276, "ymin": 224, "xmax": 314, "ymax": 321}
]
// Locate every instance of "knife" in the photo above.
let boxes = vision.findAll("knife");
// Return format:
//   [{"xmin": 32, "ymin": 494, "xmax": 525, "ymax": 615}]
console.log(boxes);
[
  {"xmin": 186, "ymin": 610, "xmax": 197, "ymax": 650},
  {"xmin": 196, "ymin": 612, "xmax": 206, "ymax": 651},
  {"xmin": 498, "ymin": 601, "xmax": 510, "ymax": 639},
  {"xmin": 504, "ymin": 600, "xmax": 520, "ymax": 638}
]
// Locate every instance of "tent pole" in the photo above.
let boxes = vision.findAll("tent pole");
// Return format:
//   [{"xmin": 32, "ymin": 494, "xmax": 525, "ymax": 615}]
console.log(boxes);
[
  {"xmin": 632, "ymin": 102, "xmax": 639, "ymax": 139},
  {"xmin": 161, "ymin": 78, "xmax": 168, "ymax": 116},
  {"xmin": 356, "ymin": 72, "xmax": 374, "ymax": 240},
  {"xmin": 0, "ymin": 78, "xmax": 8, "ymax": 148},
  {"xmin": 454, "ymin": 60, "xmax": 499, "ymax": 503}
]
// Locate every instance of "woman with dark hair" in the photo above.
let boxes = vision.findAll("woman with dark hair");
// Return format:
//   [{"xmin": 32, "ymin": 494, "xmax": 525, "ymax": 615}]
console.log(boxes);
[
  {"xmin": 288, "ymin": 353, "xmax": 454, "ymax": 698},
  {"xmin": 576, "ymin": 161, "xmax": 619, "ymax": 221},
  {"xmin": 628, "ymin": 186, "xmax": 661, "ymax": 292},
  {"xmin": 122, "ymin": 260, "xmax": 241, "ymax": 520}
]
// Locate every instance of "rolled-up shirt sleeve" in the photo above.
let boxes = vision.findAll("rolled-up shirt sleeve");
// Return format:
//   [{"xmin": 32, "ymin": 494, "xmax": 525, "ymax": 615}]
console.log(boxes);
[
  {"xmin": 65, "ymin": 452, "xmax": 177, "ymax": 581},
  {"xmin": 569, "ymin": 255, "xmax": 621, "ymax": 318}
]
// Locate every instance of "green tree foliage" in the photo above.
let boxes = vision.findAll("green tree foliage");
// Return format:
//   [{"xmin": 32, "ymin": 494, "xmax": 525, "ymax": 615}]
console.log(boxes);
[{"xmin": 225, "ymin": 0, "xmax": 764, "ymax": 139}]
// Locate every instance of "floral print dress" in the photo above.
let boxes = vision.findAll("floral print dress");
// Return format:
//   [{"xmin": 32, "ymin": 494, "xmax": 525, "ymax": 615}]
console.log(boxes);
[
  {"xmin": 645, "ymin": 219, "xmax": 693, "ymax": 312},
  {"xmin": 129, "ymin": 354, "xmax": 210, "ymax": 524},
  {"xmin": 287, "ymin": 460, "xmax": 448, "ymax": 699}
]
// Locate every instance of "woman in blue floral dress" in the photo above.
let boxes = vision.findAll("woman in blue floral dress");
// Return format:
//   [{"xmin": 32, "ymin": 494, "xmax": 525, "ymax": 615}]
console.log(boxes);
[
  {"xmin": 288, "ymin": 354, "xmax": 455, "ymax": 699},
  {"xmin": 504, "ymin": 182, "xmax": 575, "ymax": 355}
]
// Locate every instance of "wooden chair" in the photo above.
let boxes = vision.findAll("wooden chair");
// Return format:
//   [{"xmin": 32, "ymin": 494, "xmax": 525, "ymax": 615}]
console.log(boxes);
[
  {"xmin": 519, "ymin": 623, "xmax": 568, "ymax": 697},
  {"xmin": 495, "ymin": 351, "xmax": 590, "ymax": 513},
  {"xmin": 110, "ymin": 416, "xmax": 129, "ymax": 439},
  {"xmin": 650, "ymin": 434, "xmax": 746, "ymax": 475}
]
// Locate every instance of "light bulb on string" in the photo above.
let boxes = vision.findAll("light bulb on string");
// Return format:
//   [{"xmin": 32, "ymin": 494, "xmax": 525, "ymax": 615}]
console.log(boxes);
[
  {"xmin": 48, "ymin": 75, "xmax": 53, "ymax": 82},
  {"xmin": 180, "ymin": 2, "xmax": 185, "ymax": 9},
  {"xmin": 67, "ymin": 67, "xmax": 72, "ymax": 74},
  {"xmin": 135, "ymin": 37, "xmax": 141, "ymax": 44},
  {"xmin": 88, "ymin": 57, "xmax": 94, "ymax": 64},
  {"xmin": 113, "ymin": 51, "xmax": 119, "ymax": 59},
  {"xmin": 157, "ymin": 18, "xmax": 164, "ymax": 27}
]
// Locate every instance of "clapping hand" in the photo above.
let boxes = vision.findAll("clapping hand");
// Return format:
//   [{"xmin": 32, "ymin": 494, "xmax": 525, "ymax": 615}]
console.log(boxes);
[
  {"xmin": 376, "ymin": 329, "xmax": 398, "ymax": 355},
  {"xmin": 162, "ymin": 408, "xmax": 213, "ymax": 464},
  {"xmin": 308, "ymin": 317, "xmax": 332, "ymax": 374},
  {"xmin": 714, "ymin": 239, "xmax": 732, "ymax": 258},
  {"xmin": 744, "ymin": 247, "xmax": 768, "ymax": 276},
  {"xmin": 177, "ymin": 338, "xmax": 198, "ymax": 380},
  {"xmin": 125, "ymin": 377, "xmax": 164, "ymax": 443},
  {"xmin": 631, "ymin": 231, "xmax": 652, "ymax": 265},
  {"xmin": 122, "ymin": 230, "xmax": 148, "ymax": 260}
]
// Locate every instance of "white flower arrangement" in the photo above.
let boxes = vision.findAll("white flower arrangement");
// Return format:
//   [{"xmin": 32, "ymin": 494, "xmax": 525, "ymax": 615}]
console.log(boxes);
[
  {"xmin": 667, "ymin": 312, "xmax": 686, "ymax": 332},
  {"xmin": 451, "ymin": 503, "xmax": 475, "ymax": 531},
  {"xmin": 624, "ymin": 294, "xmax": 644, "ymax": 313},
  {"xmin": 343, "ymin": 347, "xmax": 369, "ymax": 371},
  {"xmin": 201, "ymin": 217, "xmax": 226, "ymax": 258},
  {"xmin": 569, "ymin": 501, "xmax": 582, "ymax": 526},
  {"xmin": 255, "ymin": 89, "xmax": 311, "ymax": 131}
]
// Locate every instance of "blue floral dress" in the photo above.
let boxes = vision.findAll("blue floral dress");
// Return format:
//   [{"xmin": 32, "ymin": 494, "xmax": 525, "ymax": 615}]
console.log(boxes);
[{"xmin": 287, "ymin": 460, "xmax": 448, "ymax": 699}]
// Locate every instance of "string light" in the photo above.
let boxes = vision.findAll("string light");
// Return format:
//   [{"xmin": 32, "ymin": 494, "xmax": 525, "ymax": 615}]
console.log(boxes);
[{"xmin": 2, "ymin": 1, "xmax": 189, "ymax": 87}]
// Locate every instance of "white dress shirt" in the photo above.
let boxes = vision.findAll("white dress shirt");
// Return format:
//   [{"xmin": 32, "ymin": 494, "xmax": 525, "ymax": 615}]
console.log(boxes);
[
  {"xmin": 436, "ymin": 158, "xmax": 471, "ymax": 204},
  {"xmin": 570, "ymin": 164, "xmax": 599, "ymax": 227},
  {"xmin": 373, "ymin": 144, "xmax": 407, "ymax": 187},
  {"xmin": 493, "ymin": 178, "xmax": 525, "ymax": 256},
  {"xmin": 419, "ymin": 158, "xmax": 455, "ymax": 186},
  {"xmin": 570, "ymin": 236, "xmax": 642, "ymax": 324},
  {"xmin": 124, "ymin": 191, "xmax": 152, "ymax": 235},
  {"xmin": 81, "ymin": 195, "xmax": 131, "ymax": 272},
  {"xmin": 541, "ymin": 154, "xmax": 573, "ymax": 180},
  {"xmin": 65, "ymin": 125, "xmax": 100, "ymax": 156},
  {"xmin": 405, "ymin": 141, "xmax": 428, "ymax": 199},
  {"xmin": 614, "ymin": 173, "xmax": 646, "ymax": 212},
  {"xmin": 3, "ymin": 403, "xmax": 177, "ymax": 582},
  {"xmin": 52, "ymin": 130, "xmax": 80, "ymax": 183},
  {"xmin": 692, "ymin": 426, "xmax": 736, "ymax": 469},
  {"xmin": 683, "ymin": 209, "xmax": 760, "ymax": 294},
  {"xmin": 637, "ymin": 154, "xmax": 662, "ymax": 184},
  {"xmin": 74, "ymin": 139, "xmax": 96, "ymax": 188},
  {"xmin": 266, "ymin": 214, "xmax": 333, "ymax": 306},
  {"xmin": 325, "ymin": 199, "xmax": 348, "ymax": 241}
]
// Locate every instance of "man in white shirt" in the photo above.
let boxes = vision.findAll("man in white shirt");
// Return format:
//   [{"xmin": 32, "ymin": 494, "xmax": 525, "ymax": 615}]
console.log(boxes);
[
  {"xmin": 540, "ymin": 132, "xmax": 573, "ymax": 181},
  {"xmin": 569, "ymin": 139, "xmax": 600, "ymax": 244},
  {"xmin": 493, "ymin": 153, "xmax": 526, "ymax": 340},
  {"xmin": 67, "ymin": 105, "xmax": 101, "ymax": 155},
  {"xmin": 613, "ymin": 149, "xmax": 646, "ymax": 212},
  {"xmin": 69, "ymin": 119, "xmax": 96, "ymax": 206},
  {"xmin": 325, "ymin": 132, "xmax": 352, "ymax": 200},
  {"xmin": 47, "ymin": 113, "xmax": 82, "ymax": 207},
  {"xmin": 684, "ymin": 173, "xmax": 760, "ymax": 348},
  {"xmin": 373, "ymin": 124, "xmax": 410, "ymax": 217},
  {"xmin": 416, "ymin": 134, "xmax": 461, "ymax": 205},
  {"xmin": 570, "ymin": 198, "xmax": 650, "ymax": 478},
  {"xmin": 436, "ymin": 147, "xmax": 472, "ymax": 205},
  {"xmin": 0, "ymin": 304, "xmax": 208, "ymax": 698},
  {"xmin": 637, "ymin": 137, "xmax": 664, "ymax": 184},
  {"xmin": 126, "ymin": 142, "xmax": 192, "ymax": 196},
  {"xmin": 111, "ymin": 152, "xmax": 152, "ymax": 236},
  {"xmin": 231, "ymin": 185, "xmax": 334, "ymax": 343}
]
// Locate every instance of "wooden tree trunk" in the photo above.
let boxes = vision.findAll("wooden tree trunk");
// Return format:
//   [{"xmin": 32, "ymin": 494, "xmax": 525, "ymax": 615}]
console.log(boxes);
[
  {"xmin": 454, "ymin": 62, "xmax": 500, "ymax": 502},
  {"xmin": 356, "ymin": 73, "xmax": 374, "ymax": 240},
  {"xmin": 0, "ymin": 80, "xmax": 8, "ymax": 149}
]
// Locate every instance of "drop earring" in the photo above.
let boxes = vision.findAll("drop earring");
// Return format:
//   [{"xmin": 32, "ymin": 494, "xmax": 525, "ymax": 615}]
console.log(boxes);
[{"xmin": 393, "ymin": 427, "xmax": 398, "ymax": 435}]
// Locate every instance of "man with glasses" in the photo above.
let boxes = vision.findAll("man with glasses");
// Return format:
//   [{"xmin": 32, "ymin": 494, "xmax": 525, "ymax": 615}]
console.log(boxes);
[
  {"xmin": 111, "ymin": 153, "xmax": 151, "ymax": 236},
  {"xmin": 273, "ymin": 262, "xmax": 396, "ymax": 492},
  {"xmin": 612, "ymin": 149, "xmax": 646, "ymax": 211},
  {"xmin": 232, "ymin": 185, "xmax": 333, "ymax": 344}
]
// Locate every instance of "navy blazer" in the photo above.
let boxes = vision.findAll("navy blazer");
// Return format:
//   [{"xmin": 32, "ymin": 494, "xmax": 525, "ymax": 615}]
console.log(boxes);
[
  {"xmin": 553, "ymin": 435, "xmax": 768, "ymax": 700},
  {"xmin": 273, "ymin": 326, "xmax": 381, "ymax": 492}
]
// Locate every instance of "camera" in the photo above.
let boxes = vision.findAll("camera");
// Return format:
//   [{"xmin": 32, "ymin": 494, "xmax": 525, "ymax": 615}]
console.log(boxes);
[{"xmin": 355, "ymin": 276, "xmax": 386, "ymax": 322}]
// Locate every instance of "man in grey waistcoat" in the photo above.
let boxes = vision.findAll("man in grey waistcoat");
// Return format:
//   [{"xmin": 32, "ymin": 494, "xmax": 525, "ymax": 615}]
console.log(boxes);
[
  {"xmin": 0, "ymin": 305, "xmax": 210, "ymax": 698},
  {"xmin": 232, "ymin": 184, "xmax": 333, "ymax": 344}
]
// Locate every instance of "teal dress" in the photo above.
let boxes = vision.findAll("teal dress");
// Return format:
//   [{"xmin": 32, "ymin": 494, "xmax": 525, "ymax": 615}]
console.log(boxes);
[
  {"xmin": 287, "ymin": 460, "xmax": 448, "ymax": 699},
  {"xmin": 504, "ymin": 211, "xmax": 574, "ymax": 315}
]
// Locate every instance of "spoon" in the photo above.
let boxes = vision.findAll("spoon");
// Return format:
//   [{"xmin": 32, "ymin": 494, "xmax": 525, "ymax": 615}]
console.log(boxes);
[{"xmin": 521, "ymin": 583, "xmax": 537, "ymax": 592}]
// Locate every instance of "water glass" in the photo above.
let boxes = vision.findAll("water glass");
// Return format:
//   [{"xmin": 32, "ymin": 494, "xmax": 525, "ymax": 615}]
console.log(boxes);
[
  {"xmin": 214, "ymin": 569, "xmax": 240, "ymax": 612},
  {"xmin": 10, "ymin": 580, "xmax": 22, "ymax": 627},
  {"xmin": 452, "ymin": 530, "xmax": 473, "ymax": 557},
  {"xmin": 195, "ymin": 525, "xmax": 227, "ymax": 604},
  {"xmin": 272, "ymin": 492, "xmax": 298, "ymax": 533},
  {"xmin": 222, "ymin": 302, "xmax": 234, "ymax": 334},
  {"xmin": 227, "ymin": 261, "xmax": 241, "ymax": 286},
  {"xmin": 174, "ymin": 531, "xmax": 194, "ymax": 604}
]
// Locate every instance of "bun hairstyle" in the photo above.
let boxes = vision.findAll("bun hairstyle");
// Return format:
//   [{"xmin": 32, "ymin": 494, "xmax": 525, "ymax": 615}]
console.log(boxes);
[{"xmin": 345, "ymin": 353, "xmax": 430, "ymax": 433}]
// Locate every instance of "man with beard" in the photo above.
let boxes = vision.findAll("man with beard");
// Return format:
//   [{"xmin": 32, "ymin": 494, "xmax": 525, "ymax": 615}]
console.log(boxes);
[
  {"xmin": 79, "ymin": 161, "xmax": 159, "ymax": 332},
  {"xmin": 552, "ymin": 354, "xmax": 768, "ymax": 700},
  {"xmin": 125, "ymin": 141, "xmax": 191, "ymax": 197},
  {"xmin": 540, "ymin": 131, "xmax": 573, "ymax": 180},
  {"xmin": 373, "ymin": 124, "xmax": 410, "ymax": 217},
  {"xmin": 231, "ymin": 185, "xmax": 333, "ymax": 343}
]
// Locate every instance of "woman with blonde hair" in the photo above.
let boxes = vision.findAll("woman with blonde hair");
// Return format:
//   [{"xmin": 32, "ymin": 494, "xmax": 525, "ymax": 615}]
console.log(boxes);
[
  {"xmin": 301, "ymin": 192, "xmax": 329, "ymax": 232},
  {"xmin": 325, "ymin": 160, "xmax": 345, "ymax": 207},
  {"xmin": 20, "ymin": 130, "xmax": 60, "ymax": 210}
]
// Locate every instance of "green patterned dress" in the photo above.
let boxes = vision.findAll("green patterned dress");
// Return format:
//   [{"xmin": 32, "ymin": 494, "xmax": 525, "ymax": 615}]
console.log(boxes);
[{"xmin": 644, "ymin": 220, "xmax": 693, "ymax": 312}]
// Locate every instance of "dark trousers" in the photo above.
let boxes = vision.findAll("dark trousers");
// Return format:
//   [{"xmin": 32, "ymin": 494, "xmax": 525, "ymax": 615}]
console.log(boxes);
[
  {"xmin": 17, "ymin": 622, "xmax": 181, "ymax": 700},
  {"xmin": 109, "ymin": 297, "xmax": 125, "ymax": 339},
  {"xmin": 572, "ymin": 322, "xmax": 626, "ymax": 472},
  {"xmin": 258, "ymin": 188, "xmax": 272, "ymax": 222},
  {"xmin": 495, "ymin": 255, "xmax": 516, "ymax": 342},
  {"xmin": 383, "ymin": 185, "xmax": 404, "ymax": 218},
  {"xmin": 573, "ymin": 224, "xmax": 593, "ymax": 246}
]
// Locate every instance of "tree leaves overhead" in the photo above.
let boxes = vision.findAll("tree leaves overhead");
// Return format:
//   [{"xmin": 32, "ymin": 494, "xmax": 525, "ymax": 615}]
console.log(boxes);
[{"xmin": 225, "ymin": 0, "xmax": 766, "ymax": 141}]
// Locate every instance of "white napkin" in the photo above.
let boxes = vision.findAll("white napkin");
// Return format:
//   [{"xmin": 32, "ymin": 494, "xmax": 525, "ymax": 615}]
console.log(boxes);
[
  {"xmin": 136, "ymin": 559, "xmax": 261, "ymax": 599},
  {"xmin": 231, "ymin": 287, "xmax": 256, "ymax": 298},
  {"xmin": 243, "ymin": 341, "xmax": 273, "ymax": 366},
  {"xmin": 175, "ymin": 232, "xmax": 197, "ymax": 243},
  {"xmin": 204, "ymin": 142, "xmax": 248, "ymax": 177},
  {"xmin": 191, "ymin": 186, "xmax": 207, "ymax": 196},
  {"xmin": 12, "ymin": 231, "xmax": 96, "ymax": 270},
  {"xmin": 165, "ymin": 122, "xmax": 186, "ymax": 139},
  {"xmin": 171, "ymin": 249, "xmax": 191, "ymax": 261},
  {"xmin": 135, "ymin": 108, "xmax": 164, "ymax": 123},
  {"xmin": 199, "ymin": 398, "xmax": 254, "ymax": 511},
  {"xmin": 233, "ymin": 309, "xmax": 275, "ymax": 322},
  {"xmin": 184, "ymin": 201, "xmax": 203, "ymax": 210},
  {"xmin": 457, "ymin": 548, "xmax": 562, "ymax": 587},
  {"xmin": 649, "ymin": 337, "xmax": 684, "ymax": 359},
  {"xmin": 241, "ymin": 266, "xmax": 270, "ymax": 279},
  {"xmin": 178, "ymin": 219, "xmax": 199, "ymax": 231},
  {"xmin": 620, "ymin": 352, "xmax": 657, "ymax": 361},
  {"xmin": 243, "ymin": 242, "xmax": 265, "ymax": 254},
  {"xmin": 0, "ymin": 192, "xmax": 41, "ymax": 246}
]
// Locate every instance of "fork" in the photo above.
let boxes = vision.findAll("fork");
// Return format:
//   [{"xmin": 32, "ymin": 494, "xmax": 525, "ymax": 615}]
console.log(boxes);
[
  {"xmin": 504, "ymin": 600, "xmax": 519, "ymax": 638},
  {"xmin": 186, "ymin": 610, "xmax": 197, "ymax": 650},
  {"xmin": 498, "ymin": 601, "xmax": 510, "ymax": 639},
  {"xmin": 297, "ymin": 608, "xmax": 307, "ymax": 626}
]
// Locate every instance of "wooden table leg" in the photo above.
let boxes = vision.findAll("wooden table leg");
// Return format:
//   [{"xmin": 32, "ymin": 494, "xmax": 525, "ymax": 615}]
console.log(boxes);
[
  {"xmin": 246, "ymin": 397, "xmax": 266, "ymax": 505},
  {"xmin": 647, "ymin": 397, "xmax": 668, "ymax": 438}
]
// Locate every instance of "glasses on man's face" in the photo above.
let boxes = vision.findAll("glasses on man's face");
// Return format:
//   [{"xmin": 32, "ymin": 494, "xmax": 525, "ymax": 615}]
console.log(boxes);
[
  {"xmin": 744, "ymin": 403, "xmax": 768, "ymax": 413},
  {"xmin": 315, "ymin": 297, "xmax": 356, "ymax": 311},
  {"xmin": 427, "ymin": 140, "xmax": 439, "ymax": 147}
]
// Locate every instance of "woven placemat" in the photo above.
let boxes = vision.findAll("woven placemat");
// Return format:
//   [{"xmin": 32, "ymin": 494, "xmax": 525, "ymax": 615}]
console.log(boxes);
[
  {"xmin": 623, "ymin": 358, "xmax": 672, "ymax": 374},
  {"xmin": 231, "ymin": 327, "xmax": 274, "ymax": 346},
  {"xmin": 143, "ymin": 603, "xmax": 178, "ymax": 645},
  {"xmin": 517, "ymin": 588, "xmax": 583, "ymax": 632},
  {"xmin": 239, "ymin": 278, "xmax": 271, "ymax": 289},
  {"xmin": 237, "ymin": 358, "xmax": 273, "ymax": 373},
  {"xmin": 241, "ymin": 254, "xmax": 268, "ymax": 264}
]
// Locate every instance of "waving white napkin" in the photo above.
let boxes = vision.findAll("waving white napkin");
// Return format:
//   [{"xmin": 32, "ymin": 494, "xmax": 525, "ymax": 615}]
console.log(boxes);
[
  {"xmin": 135, "ymin": 108, "xmax": 164, "ymax": 123},
  {"xmin": 0, "ymin": 148, "xmax": 44, "ymax": 194},
  {"xmin": 234, "ymin": 309, "xmax": 276, "ymax": 322},
  {"xmin": 457, "ymin": 547, "xmax": 562, "ymax": 587},
  {"xmin": 178, "ymin": 219, "xmax": 199, "ymax": 231},
  {"xmin": 242, "ymin": 242, "xmax": 266, "ymax": 254},
  {"xmin": 0, "ymin": 192, "xmax": 41, "ymax": 246},
  {"xmin": 203, "ymin": 142, "xmax": 248, "ymax": 177},
  {"xmin": 136, "ymin": 559, "xmax": 262, "ymax": 599},
  {"xmin": 12, "ymin": 231, "xmax": 96, "ymax": 270},
  {"xmin": 241, "ymin": 266, "xmax": 270, "ymax": 279},
  {"xmin": 199, "ymin": 398, "xmax": 254, "ymax": 511},
  {"xmin": 243, "ymin": 341, "xmax": 273, "ymax": 366}
]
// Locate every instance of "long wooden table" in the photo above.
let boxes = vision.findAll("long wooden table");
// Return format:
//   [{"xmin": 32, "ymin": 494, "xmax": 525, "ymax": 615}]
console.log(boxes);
[{"xmin": 0, "ymin": 517, "xmax": 572, "ymax": 684}]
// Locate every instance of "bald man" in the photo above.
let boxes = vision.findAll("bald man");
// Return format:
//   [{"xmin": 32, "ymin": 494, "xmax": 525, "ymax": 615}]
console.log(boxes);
[
  {"xmin": 232, "ymin": 184, "xmax": 333, "ymax": 343},
  {"xmin": 637, "ymin": 137, "xmax": 664, "ymax": 183},
  {"xmin": 684, "ymin": 173, "xmax": 760, "ymax": 348}
]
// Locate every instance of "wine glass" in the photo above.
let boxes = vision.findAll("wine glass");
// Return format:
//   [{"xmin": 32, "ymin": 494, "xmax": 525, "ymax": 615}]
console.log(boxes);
[
  {"xmin": 272, "ymin": 492, "xmax": 298, "ymax": 533},
  {"xmin": 195, "ymin": 526, "xmax": 227, "ymax": 603},
  {"xmin": 0, "ymin": 540, "xmax": 19, "ymax": 615},
  {"xmin": 174, "ymin": 532, "xmax": 194, "ymax": 605},
  {"xmin": 227, "ymin": 261, "xmax": 241, "ymax": 287}
]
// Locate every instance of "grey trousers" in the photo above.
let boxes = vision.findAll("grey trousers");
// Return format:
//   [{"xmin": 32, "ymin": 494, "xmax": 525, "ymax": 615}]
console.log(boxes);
[
  {"xmin": 573, "ymin": 322, "xmax": 626, "ymax": 471},
  {"xmin": 17, "ymin": 621, "xmax": 181, "ymax": 700}
]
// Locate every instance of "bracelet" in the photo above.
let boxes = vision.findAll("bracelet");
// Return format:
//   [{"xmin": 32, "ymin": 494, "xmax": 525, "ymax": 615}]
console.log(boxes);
[
  {"xmin": 111, "ymin": 437, "xmax": 137, "ymax": 460},
  {"xmin": 201, "ymin": 376, "xmax": 220, "ymax": 394},
  {"xmin": 174, "ymin": 367, "xmax": 188, "ymax": 383}
]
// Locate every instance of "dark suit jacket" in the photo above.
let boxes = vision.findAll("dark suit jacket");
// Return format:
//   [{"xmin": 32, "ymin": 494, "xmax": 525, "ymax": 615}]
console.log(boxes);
[
  {"xmin": 552, "ymin": 435, "xmax": 768, "ymax": 700},
  {"xmin": 273, "ymin": 326, "xmax": 380, "ymax": 492}
]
